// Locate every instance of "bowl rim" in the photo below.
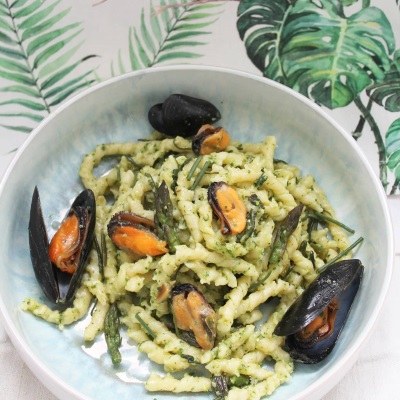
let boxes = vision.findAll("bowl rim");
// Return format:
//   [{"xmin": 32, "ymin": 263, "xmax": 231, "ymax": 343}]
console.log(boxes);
[{"xmin": 0, "ymin": 64, "xmax": 394, "ymax": 400}]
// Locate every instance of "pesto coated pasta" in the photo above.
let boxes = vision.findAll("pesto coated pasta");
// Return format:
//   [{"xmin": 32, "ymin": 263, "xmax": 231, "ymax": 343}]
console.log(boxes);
[{"xmin": 23, "ymin": 133, "xmax": 353, "ymax": 400}]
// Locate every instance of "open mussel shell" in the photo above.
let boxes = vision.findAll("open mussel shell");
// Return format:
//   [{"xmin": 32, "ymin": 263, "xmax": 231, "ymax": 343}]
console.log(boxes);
[
  {"xmin": 29, "ymin": 187, "xmax": 96, "ymax": 308},
  {"xmin": 274, "ymin": 259, "xmax": 363, "ymax": 364},
  {"xmin": 208, "ymin": 181, "xmax": 247, "ymax": 235},
  {"xmin": 170, "ymin": 283, "xmax": 217, "ymax": 350},
  {"xmin": 148, "ymin": 94, "xmax": 221, "ymax": 137},
  {"xmin": 107, "ymin": 212, "xmax": 168, "ymax": 257},
  {"xmin": 192, "ymin": 124, "xmax": 230, "ymax": 155}
]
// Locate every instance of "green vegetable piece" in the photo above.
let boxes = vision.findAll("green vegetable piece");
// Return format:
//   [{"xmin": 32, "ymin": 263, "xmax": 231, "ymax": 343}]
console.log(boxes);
[
  {"xmin": 307, "ymin": 209, "xmax": 355, "ymax": 234},
  {"xmin": 229, "ymin": 375, "xmax": 251, "ymax": 388},
  {"xmin": 269, "ymin": 204, "xmax": 304, "ymax": 265},
  {"xmin": 135, "ymin": 313, "xmax": 157, "ymax": 339},
  {"xmin": 104, "ymin": 303, "xmax": 122, "ymax": 366},
  {"xmin": 212, "ymin": 376, "xmax": 229, "ymax": 399},
  {"xmin": 155, "ymin": 181, "xmax": 180, "ymax": 253}
]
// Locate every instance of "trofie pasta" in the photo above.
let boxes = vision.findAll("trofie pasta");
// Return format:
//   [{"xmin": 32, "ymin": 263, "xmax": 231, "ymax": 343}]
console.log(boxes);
[{"xmin": 23, "ymin": 132, "xmax": 356, "ymax": 400}]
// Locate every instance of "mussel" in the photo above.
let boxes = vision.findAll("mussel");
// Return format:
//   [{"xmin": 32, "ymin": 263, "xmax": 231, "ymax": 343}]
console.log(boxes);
[
  {"xmin": 148, "ymin": 94, "xmax": 221, "ymax": 137},
  {"xmin": 107, "ymin": 212, "xmax": 168, "ymax": 257},
  {"xmin": 192, "ymin": 124, "xmax": 230, "ymax": 155},
  {"xmin": 208, "ymin": 182, "xmax": 247, "ymax": 235},
  {"xmin": 274, "ymin": 259, "xmax": 364, "ymax": 363},
  {"xmin": 29, "ymin": 187, "xmax": 96, "ymax": 307},
  {"xmin": 170, "ymin": 283, "xmax": 217, "ymax": 350}
]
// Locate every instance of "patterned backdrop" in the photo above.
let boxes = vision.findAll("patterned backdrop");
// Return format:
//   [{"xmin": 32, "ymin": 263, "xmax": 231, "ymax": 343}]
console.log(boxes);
[{"xmin": 1, "ymin": 0, "xmax": 400, "ymax": 193}]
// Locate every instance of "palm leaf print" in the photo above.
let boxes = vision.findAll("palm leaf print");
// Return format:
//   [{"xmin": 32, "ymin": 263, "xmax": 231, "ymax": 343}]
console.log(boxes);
[
  {"xmin": 0, "ymin": 0, "xmax": 97, "ymax": 133},
  {"xmin": 110, "ymin": 0, "xmax": 222, "ymax": 76},
  {"xmin": 385, "ymin": 118, "xmax": 400, "ymax": 194}
]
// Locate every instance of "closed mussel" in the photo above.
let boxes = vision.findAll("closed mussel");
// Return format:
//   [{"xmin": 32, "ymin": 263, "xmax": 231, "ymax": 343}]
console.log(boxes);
[
  {"xmin": 192, "ymin": 124, "xmax": 230, "ymax": 155},
  {"xmin": 107, "ymin": 212, "xmax": 168, "ymax": 257},
  {"xmin": 148, "ymin": 94, "xmax": 221, "ymax": 137},
  {"xmin": 208, "ymin": 182, "xmax": 247, "ymax": 235},
  {"xmin": 170, "ymin": 283, "xmax": 217, "ymax": 350},
  {"xmin": 274, "ymin": 259, "xmax": 364, "ymax": 363},
  {"xmin": 29, "ymin": 187, "xmax": 96, "ymax": 307}
]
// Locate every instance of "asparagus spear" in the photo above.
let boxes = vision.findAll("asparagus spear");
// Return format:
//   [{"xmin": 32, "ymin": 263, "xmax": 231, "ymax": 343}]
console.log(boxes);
[
  {"xmin": 269, "ymin": 204, "xmax": 304, "ymax": 264},
  {"xmin": 155, "ymin": 181, "xmax": 180, "ymax": 253},
  {"xmin": 104, "ymin": 303, "xmax": 122, "ymax": 366}
]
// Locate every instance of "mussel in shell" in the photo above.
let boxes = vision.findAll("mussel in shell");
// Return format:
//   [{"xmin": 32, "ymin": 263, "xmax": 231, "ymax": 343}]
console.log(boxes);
[
  {"xmin": 148, "ymin": 94, "xmax": 221, "ymax": 137},
  {"xmin": 192, "ymin": 124, "xmax": 230, "ymax": 155},
  {"xmin": 274, "ymin": 259, "xmax": 364, "ymax": 363},
  {"xmin": 28, "ymin": 187, "xmax": 96, "ymax": 307},
  {"xmin": 208, "ymin": 182, "xmax": 247, "ymax": 235},
  {"xmin": 107, "ymin": 212, "xmax": 168, "ymax": 257},
  {"xmin": 170, "ymin": 283, "xmax": 217, "ymax": 350}
]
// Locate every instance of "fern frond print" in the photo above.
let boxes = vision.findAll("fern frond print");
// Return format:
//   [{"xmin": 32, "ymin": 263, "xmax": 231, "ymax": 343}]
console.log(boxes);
[
  {"xmin": 0, "ymin": 0, "xmax": 98, "ymax": 133},
  {"xmin": 110, "ymin": 0, "xmax": 223, "ymax": 76}
]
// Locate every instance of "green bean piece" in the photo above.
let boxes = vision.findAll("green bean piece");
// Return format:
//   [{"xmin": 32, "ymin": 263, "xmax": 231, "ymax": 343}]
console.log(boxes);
[
  {"xmin": 307, "ymin": 210, "xmax": 355, "ymax": 234},
  {"xmin": 269, "ymin": 204, "xmax": 304, "ymax": 265},
  {"xmin": 319, "ymin": 237, "xmax": 364, "ymax": 273},
  {"xmin": 155, "ymin": 181, "xmax": 180, "ymax": 253},
  {"xmin": 104, "ymin": 304, "xmax": 122, "ymax": 366}
]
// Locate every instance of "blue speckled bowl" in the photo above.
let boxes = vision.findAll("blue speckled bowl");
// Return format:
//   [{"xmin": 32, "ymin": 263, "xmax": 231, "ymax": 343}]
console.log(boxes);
[{"xmin": 0, "ymin": 66, "xmax": 394, "ymax": 400}]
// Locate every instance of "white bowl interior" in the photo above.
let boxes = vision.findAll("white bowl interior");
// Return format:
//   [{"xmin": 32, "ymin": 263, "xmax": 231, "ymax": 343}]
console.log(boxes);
[{"xmin": 0, "ymin": 67, "xmax": 393, "ymax": 400}]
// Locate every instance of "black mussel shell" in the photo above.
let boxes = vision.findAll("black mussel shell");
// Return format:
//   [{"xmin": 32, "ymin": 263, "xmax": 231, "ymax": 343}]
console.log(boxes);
[
  {"xmin": 274, "ymin": 259, "xmax": 363, "ymax": 363},
  {"xmin": 29, "ymin": 187, "xmax": 96, "ymax": 308},
  {"xmin": 148, "ymin": 94, "xmax": 221, "ymax": 137}
]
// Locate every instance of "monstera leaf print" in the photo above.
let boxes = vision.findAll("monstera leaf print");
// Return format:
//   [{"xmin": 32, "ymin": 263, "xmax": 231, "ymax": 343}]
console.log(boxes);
[
  {"xmin": 0, "ymin": 0, "xmax": 97, "ymax": 133},
  {"xmin": 367, "ymin": 50, "xmax": 400, "ymax": 112},
  {"xmin": 237, "ymin": 0, "xmax": 395, "ymax": 109},
  {"xmin": 110, "ymin": 0, "xmax": 222, "ymax": 76},
  {"xmin": 237, "ymin": 0, "xmax": 291, "ymax": 82},
  {"xmin": 386, "ymin": 118, "xmax": 400, "ymax": 194}
]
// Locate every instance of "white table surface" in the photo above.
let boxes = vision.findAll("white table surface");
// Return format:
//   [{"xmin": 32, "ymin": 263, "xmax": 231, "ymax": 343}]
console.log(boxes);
[{"xmin": 1, "ymin": 1, "xmax": 400, "ymax": 398}]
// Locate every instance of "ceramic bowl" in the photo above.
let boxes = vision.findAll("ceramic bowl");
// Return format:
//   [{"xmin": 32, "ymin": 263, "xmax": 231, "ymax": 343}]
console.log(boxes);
[{"xmin": 0, "ymin": 66, "xmax": 393, "ymax": 400}]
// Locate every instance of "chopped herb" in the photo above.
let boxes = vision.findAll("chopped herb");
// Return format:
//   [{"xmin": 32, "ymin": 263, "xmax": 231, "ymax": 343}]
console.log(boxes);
[
  {"xmin": 237, "ymin": 209, "xmax": 256, "ymax": 243},
  {"xmin": 145, "ymin": 173, "xmax": 157, "ymax": 189},
  {"xmin": 171, "ymin": 158, "xmax": 190, "ymax": 192},
  {"xmin": 230, "ymin": 375, "xmax": 250, "ymax": 388},
  {"xmin": 255, "ymin": 171, "xmax": 267, "ymax": 188},
  {"xmin": 319, "ymin": 237, "xmax": 364, "ymax": 272},
  {"xmin": 93, "ymin": 235, "xmax": 104, "ymax": 279},
  {"xmin": 307, "ymin": 210, "xmax": 355, "ymax": 234},
  {"xmin": 135, "ymin": 313, "xmax": 156, "ymax": 339},
  {"xmin": 126, "ymin": 156, "xmax": 140, "ymax": 169},
  {"xmin": 187, "ymin": 156, "xmax": 203, "ymax": 181},
  {"xmin": 90, "ymin": 298, "xmax": 98, "ymax": 316},
  {"xmin": 190, "ymin": 160, "xmax": 212, "ymax": 190},
  {"xmin": 249, "ymin": 193, "xmax": 263, "ymax": 208},
  {"xmin": 180, "ymin": 354, "xmax": 196, "ymax": 363}
]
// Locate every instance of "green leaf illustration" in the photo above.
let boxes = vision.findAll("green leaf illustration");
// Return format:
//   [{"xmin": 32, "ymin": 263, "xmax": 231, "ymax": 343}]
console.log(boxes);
[
  {"xmin": 0, "ymin": 0, "xmax": 98, "ymax": 133},
  {"xmin": 110, "ymin": 0, "xmax": 222, "ymax": 76},
  {"xmin": 367, "ymin": 50, "xmax": 400, "ymax": 112},
  {"xmin": 237, "ymin": 0, "xmax": 395, "ymax": 109},
  {"xmin": 237, "ymin": 0, "xmax": 292, "ymax": 82},
  {"xmin": 385, "ymin": 118, "xmax": 400, "ymax": 194}
]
